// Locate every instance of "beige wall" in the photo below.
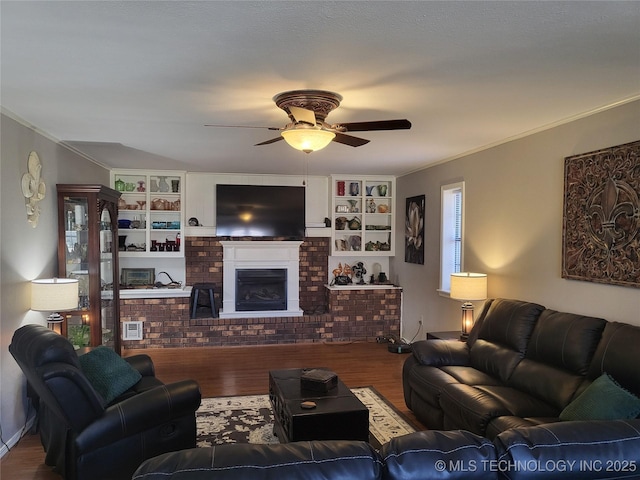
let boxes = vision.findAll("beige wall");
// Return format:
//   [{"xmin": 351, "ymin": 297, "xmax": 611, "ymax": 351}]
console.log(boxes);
[
  {"xmin": 392, "ymin": 100, "xmax": 640, "ymax": 340},
  {"xmin": 0, "ymin": 112, "xmax": 109, "ymax": 454}
]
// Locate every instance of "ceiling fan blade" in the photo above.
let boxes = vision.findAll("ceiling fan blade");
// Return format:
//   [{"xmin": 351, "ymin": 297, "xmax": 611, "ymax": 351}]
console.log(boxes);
[
  {"xmin": 255, "ymin": 136, "xmax": 284, "ymax": 146},
  {"xmin": 289, "ymin": 106, "xmax": 317, "ymax": 125},
  {"xmin": 205, "ymin": 124, "xmax": 281, "ymax": 131},
  {"xmin": 338, "ymin": 119, "xmax": 411, "ymax": 132},
  {"xmin": 332, "ymin": 132, "xmax": 370, "ymax": 147}
]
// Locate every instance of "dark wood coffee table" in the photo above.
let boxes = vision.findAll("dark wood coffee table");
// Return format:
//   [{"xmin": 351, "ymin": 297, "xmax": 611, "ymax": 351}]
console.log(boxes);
[{"xmin": 268, "ymin": 368, "xmax": 369, "ymax": 443}]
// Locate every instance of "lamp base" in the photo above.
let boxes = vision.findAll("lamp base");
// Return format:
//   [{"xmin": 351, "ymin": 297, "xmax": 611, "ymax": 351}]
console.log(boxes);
[
  {"xmin": 47, "ymin": 313, "xmax": 64, "ymax": 323},
  {"xmin": 460, "ymin": 302, "xmax": 474, "ymax": 339}
]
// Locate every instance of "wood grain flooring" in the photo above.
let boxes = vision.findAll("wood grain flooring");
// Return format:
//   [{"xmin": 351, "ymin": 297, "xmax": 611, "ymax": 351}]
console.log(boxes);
[{"xmin": 1, "ymin": 341, "xmax": 421, "ymax": 479}]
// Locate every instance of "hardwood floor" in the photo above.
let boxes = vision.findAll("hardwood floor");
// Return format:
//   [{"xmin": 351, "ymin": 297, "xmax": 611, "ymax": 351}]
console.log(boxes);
[{"xmin": 1, "ymin": 341, "xmax": 421, "ymax": 479}]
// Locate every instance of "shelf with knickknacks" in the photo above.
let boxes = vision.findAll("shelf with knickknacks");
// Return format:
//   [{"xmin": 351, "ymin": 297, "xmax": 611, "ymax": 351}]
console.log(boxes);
[
  {"xmin": 331, "ymin": 175, "xmax": 395, "ymax": 256},
  {"xmin": 111, "ymin": 170, "xmax": 185, "ymax": 258},
  {"xmin": 330, "ymin": 260, "xmax": 392, "ymax": 288}
]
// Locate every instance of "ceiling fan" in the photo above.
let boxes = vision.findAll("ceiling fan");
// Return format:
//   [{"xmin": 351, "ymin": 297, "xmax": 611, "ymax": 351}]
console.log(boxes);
[{"xmin": 205, "ymin": 90, "xmax": 411, "ymax": 154}]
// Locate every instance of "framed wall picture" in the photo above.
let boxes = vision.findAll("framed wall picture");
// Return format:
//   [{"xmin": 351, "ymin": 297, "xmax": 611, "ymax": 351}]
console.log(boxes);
[
  {"xmin": 405, "ymin": 195, "xmax": 425, "ymax": 264},
  {"xmin": 562, "ymin": 140, "xmax": 640, "ymax": 288}
]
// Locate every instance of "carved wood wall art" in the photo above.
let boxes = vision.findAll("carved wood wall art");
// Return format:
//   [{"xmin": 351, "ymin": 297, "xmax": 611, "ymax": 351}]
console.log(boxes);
[{"xmin": 562, "ymin": 140, "xmax": 640, "ymax": 288}]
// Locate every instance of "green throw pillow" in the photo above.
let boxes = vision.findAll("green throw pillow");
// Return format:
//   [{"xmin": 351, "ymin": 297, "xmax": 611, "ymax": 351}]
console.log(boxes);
[
  {"xmin": 560, "ymin": 373, "xmax": 640, "ymax": 421},
  {"xmin": 79, "ymin": 346, "xmax": 142, "ymax": 404}
]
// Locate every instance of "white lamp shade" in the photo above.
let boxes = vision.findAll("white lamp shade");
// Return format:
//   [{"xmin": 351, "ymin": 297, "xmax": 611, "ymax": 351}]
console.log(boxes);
[
  {"xmin": 281, "ymin": 128, "xmax": 335, "ymax": 153},
  {"xmin": 450, "ymin": 273, "xmax": 487, "ymax": 301},
  {"xmin": 31, "ymin": 278, "xmax": 79, "ymax": 312}
]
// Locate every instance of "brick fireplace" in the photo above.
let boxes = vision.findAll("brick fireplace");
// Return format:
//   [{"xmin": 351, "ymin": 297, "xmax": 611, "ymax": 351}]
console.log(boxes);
[{"xmin": 119, "ymin": 236, "xmax": 401, "ymax": 348}]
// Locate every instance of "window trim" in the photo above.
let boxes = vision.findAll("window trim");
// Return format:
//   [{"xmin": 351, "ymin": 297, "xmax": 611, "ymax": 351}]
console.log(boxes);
[{"xmin": 439, "ymin": 181, "xmax": 465, "ymax": 295}]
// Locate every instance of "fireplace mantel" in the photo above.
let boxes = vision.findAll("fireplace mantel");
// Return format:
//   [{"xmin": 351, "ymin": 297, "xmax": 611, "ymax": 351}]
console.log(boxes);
[{"xmin": 220, "ymin": 240, "xmax": 303, "ymax": 318}]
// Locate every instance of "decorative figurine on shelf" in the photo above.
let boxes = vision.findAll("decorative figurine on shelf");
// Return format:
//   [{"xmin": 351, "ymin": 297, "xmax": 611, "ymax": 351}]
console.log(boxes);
[
  {"xmin": 158, "ymin": 176, "xmax": 170, "ymax": 192},
  {"xmin": 343, "ymin": 263, "xmax": 352, "ymax": 278},
  {"xmin": 353, "ymin": 262, "xmax": 367, "ymax": 285},
  {"xmin": 367, "ymin": 198, "xmax": 377, "ymax": 213},
  {"xmin": 330, "ymin": 262, "xmax": 352, "ymax": 286},
  {"xmin": 137, "ymin": 180, "xmax": 146, "ymax": 192},
  {"xmin": 332, "ymin": 263, "xmax": 343, "ymax": 278}
]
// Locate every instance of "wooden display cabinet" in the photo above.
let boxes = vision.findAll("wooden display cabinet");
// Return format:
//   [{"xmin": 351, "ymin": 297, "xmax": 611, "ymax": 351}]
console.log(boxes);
[{"xmin": 56, "ymin": 184, "xmax": 121, "ymax": 353}]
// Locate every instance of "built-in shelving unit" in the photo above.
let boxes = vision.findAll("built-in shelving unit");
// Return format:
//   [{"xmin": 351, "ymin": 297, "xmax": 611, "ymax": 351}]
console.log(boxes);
[
  {"xmin": 331, "ymin": 175, "xmax": 396, "ymax": 256},
  {"xmin": 110, "ymin": 170, "xmax": 185, "ymax": 258}
]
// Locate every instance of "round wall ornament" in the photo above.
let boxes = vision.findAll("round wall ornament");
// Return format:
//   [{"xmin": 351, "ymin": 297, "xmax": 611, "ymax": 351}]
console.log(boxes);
[{"xmin": 21, "ymin": 151, "xmax": 46, "ymax": 227}]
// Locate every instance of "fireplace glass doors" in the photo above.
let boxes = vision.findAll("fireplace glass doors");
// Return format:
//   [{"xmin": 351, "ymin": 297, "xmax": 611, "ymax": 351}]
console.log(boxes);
[{"xmin": 235, "ymin": 269, "xmax": 287, "ymax": 311}]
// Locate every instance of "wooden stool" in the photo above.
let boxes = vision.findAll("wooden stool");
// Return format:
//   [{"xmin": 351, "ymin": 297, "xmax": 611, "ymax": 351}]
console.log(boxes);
[{"xmin": 190, "ymin": 283, "xmax": 217, "ymax": 318}]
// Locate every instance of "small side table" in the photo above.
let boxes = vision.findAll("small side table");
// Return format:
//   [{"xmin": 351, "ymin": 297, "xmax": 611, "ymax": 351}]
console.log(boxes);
[{"xmin": 426, "ymin": 330, "xmax": 462, "ymax": 341}]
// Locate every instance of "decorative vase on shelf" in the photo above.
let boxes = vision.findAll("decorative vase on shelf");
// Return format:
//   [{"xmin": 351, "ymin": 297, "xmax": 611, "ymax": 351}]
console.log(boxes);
[
  {"xmin": 350, "ymin": 182, "xmax": 359, "ymax": 196},
  {"xmin": 158, "ymin": 176, "xmax": 170, "ymax": 193},
  {"xmin": 348, "ymin": 217, "xmax": 361, "ymax": 230}
]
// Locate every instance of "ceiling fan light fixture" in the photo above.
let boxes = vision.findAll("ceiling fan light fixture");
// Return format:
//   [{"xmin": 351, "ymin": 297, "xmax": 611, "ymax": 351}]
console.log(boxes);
[{"xmin": 281, "ymin": 128, "xmax": 335, "ymax": 154}]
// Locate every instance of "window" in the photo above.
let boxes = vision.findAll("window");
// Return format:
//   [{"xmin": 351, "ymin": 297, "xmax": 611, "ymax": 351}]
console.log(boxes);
[{"xmin": 440, "ymin": 182, "xmax": 464, "ymax": 293}]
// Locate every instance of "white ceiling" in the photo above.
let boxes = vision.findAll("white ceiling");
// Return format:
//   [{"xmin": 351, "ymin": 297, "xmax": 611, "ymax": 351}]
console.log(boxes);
[{"xmin": 2, "ymin": 1, "xmax": 639, "ymax": 177}]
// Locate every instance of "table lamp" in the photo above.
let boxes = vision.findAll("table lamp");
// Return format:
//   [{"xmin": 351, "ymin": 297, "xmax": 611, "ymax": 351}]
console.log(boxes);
[
  {"xmin": 450, "ymin": 272, "xmax": 487, "ymax": 340},
  {"xmin": 31, "ymin": 278, "xmax": 79, "ymax": 329}
]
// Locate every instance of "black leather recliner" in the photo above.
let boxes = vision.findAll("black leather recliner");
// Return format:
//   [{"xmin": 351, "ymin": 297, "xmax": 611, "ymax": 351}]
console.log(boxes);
[{"xmin": 9, "ymin": 324, "xmax": 202, "ymax": 480}]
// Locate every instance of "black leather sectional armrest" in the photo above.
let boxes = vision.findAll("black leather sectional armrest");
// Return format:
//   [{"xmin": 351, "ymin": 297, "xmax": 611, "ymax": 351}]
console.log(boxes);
[
  {"xmin": 494, "ymin": 419, "xmax": 640, "ymax": 480},
  {"xmin": 75, "ymin": 379, "xmax": 201, "ymax": 452},
  {"xmin": 411, "ymin": 339, "xmax": 470, "ymax": 367},
  {"xmin": 125, "ymin": 354, "xmax": 156, "ymax": 377}
]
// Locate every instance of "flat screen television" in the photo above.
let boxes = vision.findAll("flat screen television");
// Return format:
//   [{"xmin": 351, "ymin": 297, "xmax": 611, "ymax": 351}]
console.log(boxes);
[{"xmin": 216, "ymin": 184, "xmax": 306, "ymax": 239}]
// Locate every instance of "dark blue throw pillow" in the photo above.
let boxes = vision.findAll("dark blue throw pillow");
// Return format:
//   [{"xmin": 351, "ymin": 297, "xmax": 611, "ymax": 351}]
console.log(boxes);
[{"xmin": 79, "ymin": 346, "xmax": 142, "ymax": 404}]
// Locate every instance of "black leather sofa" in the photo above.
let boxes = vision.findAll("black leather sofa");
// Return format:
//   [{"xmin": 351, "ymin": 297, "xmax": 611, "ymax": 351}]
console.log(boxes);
[
  {"xmin": 133, "ymin": 298, "xmax": 640, "ymax": 479},
  {"xmin": 403, "ymin": 298, "xmax": 640, "ymax": 438},
  {"xmin": 133, "ymin": 419, "xmax": 640, "ymax": 479},
  {"xmin": 9, "ymin": 324, "xmax": 201, "ymax": 480}
]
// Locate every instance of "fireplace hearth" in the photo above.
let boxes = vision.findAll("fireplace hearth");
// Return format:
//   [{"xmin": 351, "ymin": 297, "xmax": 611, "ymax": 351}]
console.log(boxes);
[{"xmin": 236, "ymin": 269, "xmax": 287, "ymax": 311}]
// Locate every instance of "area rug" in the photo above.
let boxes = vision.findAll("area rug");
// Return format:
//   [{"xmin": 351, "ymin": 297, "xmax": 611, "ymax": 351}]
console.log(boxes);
[{"xmin": 196, "ymin": 386, "xmax": 416, "ymax": 449}]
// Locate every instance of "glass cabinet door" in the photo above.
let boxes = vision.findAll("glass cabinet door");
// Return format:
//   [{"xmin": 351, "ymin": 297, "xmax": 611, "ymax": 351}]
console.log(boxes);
[
  {"xmin": 62, "ymin": 196, "xmax": 91, "ymax": 348},
  {"xmin": 100, "ymin": 207, "xmax": 116, "ymax": 348}
]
